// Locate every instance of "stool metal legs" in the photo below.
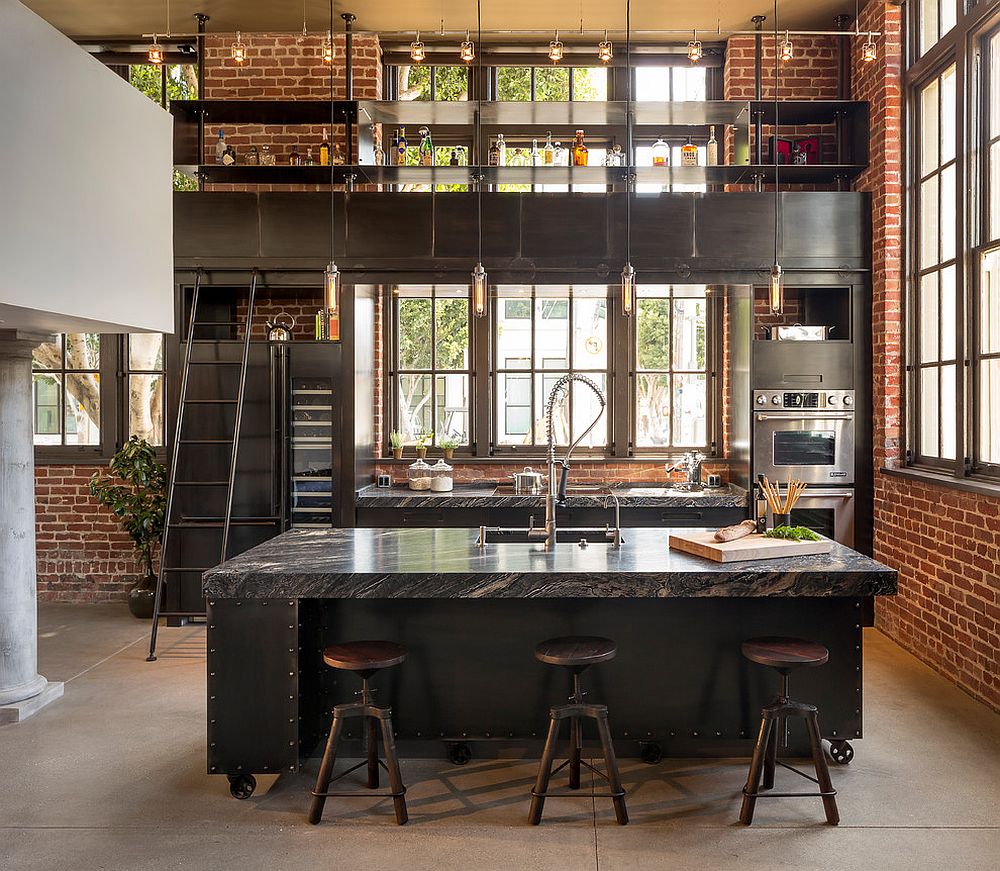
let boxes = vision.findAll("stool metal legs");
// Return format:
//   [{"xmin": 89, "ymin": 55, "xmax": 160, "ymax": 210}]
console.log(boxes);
[
  {"xmin": 308, "ymin": 701, "xmax": 408, "ymax": 826},
  {"xmin": 528, "ymin": 702, "xmax": 628, "ymax": 826}
]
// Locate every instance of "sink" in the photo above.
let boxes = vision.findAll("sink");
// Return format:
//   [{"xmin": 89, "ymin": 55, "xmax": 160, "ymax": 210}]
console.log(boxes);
[
  {"xmin": 616, "ymin": 484, "xmax": 705, "ymax": 496},
  {"xmin": 477, "ymin": 527, "xmax": 620, "ymax": 546}
]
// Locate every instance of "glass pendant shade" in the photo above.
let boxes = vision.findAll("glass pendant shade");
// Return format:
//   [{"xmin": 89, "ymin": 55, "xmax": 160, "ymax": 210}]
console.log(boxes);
[
  {"xmin": 410, "ymin": 33, "xmax": 426, "ymax": 63},
  {"xmin": 861, "ymin": 33, "xmax": 877, "ymax": 63},
  {"xmin": 548, "ymin": 33, "xmax": 564, "ymax": 63},
  {"xmin": 778, "ymin": 32, "xmax": 793, "ymax": 63},
  {"xmin": 687, "ymin": 36, "xmax": 702, "ymax": 63},
  {"xmin": 231, "ymin": 31, "xmax": 248, "ymax": 65},
  {"xmin": 620, "ymin": 263, "xmax": 636, "ymax": 317},
  {"xmin": 322, "ymin": 31, "xmax": 333, "ymax": 64},
  {"xmin": 325, "ymin": 262, "xmax": 341, "ymax": 316},
  {"xmin": 598, "ymin": 33, "xmax": 613, "ymax": 63},
  {"xmin": 148, "ymin": 38, "xmax": 164, "ymax": 65},
  {"xmin": 472, "ymin": 263, "xmax": 488, "ymax": 318},
  {"xmin": 769, "ymin": 263, "xmax": 784, "ymax": 314},
  {"xmin": 460, "ymin": 32, "xmax": 475, "ymax": 63}
]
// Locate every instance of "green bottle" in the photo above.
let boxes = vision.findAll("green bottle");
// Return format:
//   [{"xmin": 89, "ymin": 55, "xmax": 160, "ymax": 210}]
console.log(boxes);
[{"xmin": 418, "ymin": 126, "xmax": 434, "ymax": 167}]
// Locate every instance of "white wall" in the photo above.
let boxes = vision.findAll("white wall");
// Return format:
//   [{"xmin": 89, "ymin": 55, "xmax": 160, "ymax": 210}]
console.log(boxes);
[{"xmin": 0, "ymin": 0, "xmax": 174, "ymax": 335}]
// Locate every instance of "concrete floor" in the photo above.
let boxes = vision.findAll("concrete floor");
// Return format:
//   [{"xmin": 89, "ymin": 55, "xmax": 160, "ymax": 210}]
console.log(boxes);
[{"xmin": 1, "ymin": 605, "xmax": 998, "ymax": 871}]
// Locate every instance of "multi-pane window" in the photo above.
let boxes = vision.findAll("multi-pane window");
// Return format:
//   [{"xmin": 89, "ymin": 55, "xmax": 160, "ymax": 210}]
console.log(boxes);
[
  {"xmin": 397, "ymin": 65, "xmax": 470, "ymax": 101},
  {"xmin": 392, "ymin": 286, "xmax": 471, "ymax": 446},
  {"xmin": 918, "ymin": 0, "xmax": 959, "ymax": 57},
  {"xmin": 495, "ymin": 66, "xmax": 608, "ymax": 101},
  {"xmin": 494, "ymin": 287, "xmax": 609, "ymax": 448},
  {"xmin": 635, "ymin": 286, "xmax": 710, "ymax": 450},
  {"xmin": 914, "ymin": 64, "xmax": 958, "ymax": 462},
  {"xmin": 127, "ymin": 334, "xmax": 167, "ymax": 447},
  {"xmin": 32, "ymin": 334, "xmax": 102, "ymax": 447}
]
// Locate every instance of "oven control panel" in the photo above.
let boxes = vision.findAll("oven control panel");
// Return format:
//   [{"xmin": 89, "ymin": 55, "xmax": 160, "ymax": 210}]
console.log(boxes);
[{"xmin": 754, "ymin": 390, "xmax": 855, "ymax": 410}]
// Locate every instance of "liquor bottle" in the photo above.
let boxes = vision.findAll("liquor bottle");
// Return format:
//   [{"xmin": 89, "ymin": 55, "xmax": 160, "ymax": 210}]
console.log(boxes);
[
  {"xmin": 289, "ymin": 145, "xmax": 301, "ymax": 166},
  {"xmin": 681, "ymin": 136, "xmax": 698, "ymax": 167},
  {"xmin": 396, "ymin": 127, "xmax": 408, "ymax": 166},
  {"xmin": 389, "ymin": 129, "xmax": 399, "ymax": 166},
  {"xmin": 608, "ymin": 142, "xmax": 624, "ymax": 167},
  {"xmin": 319, "ymin": 129, "xmax": 331, "ymax": 166},
  {"xmin": 215, "ymin": 129, "xmax": 226, "ymax": 164},
  {"xmin": 488, "ymin": 137, "xmax": 501, "ymax": 167},
  {"xmin": 222, "ymin": 144, "xmax": 236, "ymax": 166},
  {"xmin": 755, "ymin": 476, "xmax": 768, "ymax": 533},
  {"xmin": 706, "ymin": 126, "xmax": 719, "ymax": 166},
  {"xmin": 496, "ymin": 133, "xmax": 507, "ymax": 166},
  {"xmin": 553, "ymin": 141, "xmax": 565, "ymax": 166},
  {"xmin": 373, "ymin": 142, "xmax": 384, "ymax": 166},
  {"xmin": 304, "ymin": 146, "xmax": 314, "ymax": 166},
  {"xmin": 572, "ymin": 130, "xmax": 588, "ymax": 167},
  {"xmin": 332, "ymin": 142, "xmax": 344, "ymax": 165},
  {"xmin": 544, "ymin": 131, "xmax": 555, "ymax": 165},
  {"xmin": 449, "ymin": 148, "xmax": 460, "ymax": 166},
  {"xmin": 651, "ymin": 135, "xmax": 670, "ymax": 167},
  {"xmin": 530, "ymin": 138, "xmax": 542, "ymax": 166},
  {"xmin": 418, "ymin": 126, "xmax": 434, "ymax": 166}
]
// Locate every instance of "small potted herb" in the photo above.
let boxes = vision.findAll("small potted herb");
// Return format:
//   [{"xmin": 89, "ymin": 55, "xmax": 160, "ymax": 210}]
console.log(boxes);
[
  {"xmin": 389, "ymin": 430, "xmax": 405, "ymax": 460},
  {"xmin": 89, "ymin": 437, "xmax": 166, "ymax": 619},
  {"xmin": 414, "ymin": 431, "xmax": 433, "ymax": 459},
  {"xmin": 439, "ymin": 435, "xmax": 459, "ymax": 460}
]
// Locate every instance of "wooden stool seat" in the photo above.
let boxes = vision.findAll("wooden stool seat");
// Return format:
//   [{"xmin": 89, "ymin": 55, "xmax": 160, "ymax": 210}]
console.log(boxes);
[
  {"xmin": 741, "ymin": 636, "xmax": 829, "ymax": 672},
  {"xmin": 534, "ymin": 636, "xmax": 617, "ymax": 668},
  {"xmin": 322, "ymin": 640, "xmax": 408, "ymax": 673}
]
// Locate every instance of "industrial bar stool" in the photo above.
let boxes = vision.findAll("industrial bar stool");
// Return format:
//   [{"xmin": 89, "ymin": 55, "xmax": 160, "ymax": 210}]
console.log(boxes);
[
  {"xmin": 528, "ymin": 636, "xmax": 628, "ymax": 826},
  {"xmin": 308, "ymin": 641, "xmax": 408, "ymax": 826},
  {"xmin": 739, "ymin": 636, "xmax": 839, "ymax": 826}
]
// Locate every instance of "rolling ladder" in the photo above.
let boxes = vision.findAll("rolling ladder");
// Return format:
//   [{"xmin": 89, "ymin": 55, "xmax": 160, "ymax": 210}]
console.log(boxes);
[{"xmin": 147, "ymin": 270, "xmax": 265, "ymax": 661}]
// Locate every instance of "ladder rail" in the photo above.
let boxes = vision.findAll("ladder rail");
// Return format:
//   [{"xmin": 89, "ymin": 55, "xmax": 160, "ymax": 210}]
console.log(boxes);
[
  {"xmin": 147, "ymin": 270, "xmax": 203, "ymax": 662},
  {"xmin": 221, "ymin": 269, "xmax": 259, "ymax": 562}
]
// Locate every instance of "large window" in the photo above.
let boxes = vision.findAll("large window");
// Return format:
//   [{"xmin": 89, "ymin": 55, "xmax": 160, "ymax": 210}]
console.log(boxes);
[
  {"xmin": 32, "ymin": 334, "xmax": 102, "ymax": 447},
  {"xmin": 917, "ymin": 0, "xmax": 959, "ymax": 57},
  {"xmin": 126, "ymin": 334, "xmax": 167, "ymax": 447},
  {"xmin": 391, "ymin": 286, "xmax": 471, "ymax": 447}
]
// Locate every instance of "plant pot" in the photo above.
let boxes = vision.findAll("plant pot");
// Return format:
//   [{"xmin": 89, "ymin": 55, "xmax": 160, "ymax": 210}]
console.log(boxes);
[
  {"xmin": 415, "ymin": 447, "xmax": 427, "ymax": 459},
  {"xmin": 442, "ymin": 448, "xmax": 454, "ymax": 460},
  {"xmin": 392, "ymin": 448, "xmax": 403, "ymax": 460},
  {"xmin": 128, "ymin": 574, "xmax": 158, "ymax": 620},
  {"xmin": 771, "ymin": 513, "xmax": 791, "ymax": 530}
]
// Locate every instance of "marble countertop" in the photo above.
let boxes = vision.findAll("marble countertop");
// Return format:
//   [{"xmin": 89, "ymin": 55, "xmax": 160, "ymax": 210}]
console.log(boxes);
[
  {"xmin": 203, "ymin": 527, "xmax": 897, "ymax": 600},
  {"xmin": 355, "ymin": 483, "xmax": 748, "ymax": 509}
]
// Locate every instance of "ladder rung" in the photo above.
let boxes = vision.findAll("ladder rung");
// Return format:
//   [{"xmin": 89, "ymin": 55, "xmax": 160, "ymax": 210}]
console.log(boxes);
[
  {"xmin": 187, "ymin": 360, "xmax": 244, "ymax": 366},
  {"xmin": 183, "ymin": 399, "xmax": 238, "ymax": 404},
  {"xmin": 192, "ymin": 321, "xmax": 243, "ymax": 326},
  {"xmin": 178, "ymin": 439, "xmax": 233, "ymax": 445},
  {"xmin": 170, "ymin": 518, "xmax": 280, "ymax": 528},
  {"xmin": 173, "ymin": 481, "xmax": 230, "ymax": 486}
]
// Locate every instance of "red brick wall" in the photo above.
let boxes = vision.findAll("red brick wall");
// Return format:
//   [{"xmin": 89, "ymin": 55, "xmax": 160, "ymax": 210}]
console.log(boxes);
[
  {"xmin": 35, "ymin": 466, "xmax": 146, "ymax": 603},
  {"xmin": 853, "ymin": 1, "xmax": 1000, "ymax": 713}
]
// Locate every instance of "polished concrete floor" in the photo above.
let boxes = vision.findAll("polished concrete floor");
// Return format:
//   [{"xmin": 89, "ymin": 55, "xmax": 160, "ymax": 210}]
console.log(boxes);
[{"xmin": 1, "ymin": 604, "xmax": 998, "ymax": 870}]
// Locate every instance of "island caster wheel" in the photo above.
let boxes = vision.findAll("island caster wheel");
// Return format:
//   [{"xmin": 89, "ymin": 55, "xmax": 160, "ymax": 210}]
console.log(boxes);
[
  {"xmin": 824, "ymin": 739, "xmax": 854, "ymax": 766},
  {"xmin": 447, "ymin": 742, "xmax": 472, "ymax": 766},
  {"xmin": 228, "ymin": 773, "xmax": 257, "ymax": 799},
  {"xmin": 640, "ymin": 742, "xmax": 663, "ymax": 765}
]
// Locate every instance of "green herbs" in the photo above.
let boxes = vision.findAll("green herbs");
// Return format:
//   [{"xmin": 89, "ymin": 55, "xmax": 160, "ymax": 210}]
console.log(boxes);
[{"xmin": 764, "ymin": 525, "xmax": 821, "ymax": 542}]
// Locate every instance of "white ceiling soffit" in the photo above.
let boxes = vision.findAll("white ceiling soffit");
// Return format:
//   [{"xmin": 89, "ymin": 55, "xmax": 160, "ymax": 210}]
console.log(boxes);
[{"xmin": 25, "ymin": 0, "xmax": 858, "ymax": 41}]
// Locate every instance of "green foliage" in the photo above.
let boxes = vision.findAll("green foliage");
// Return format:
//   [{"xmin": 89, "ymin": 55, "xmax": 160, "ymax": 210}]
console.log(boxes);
[
  {"xmin": 89, "ymin": 437, "xmax": 167, "ymax": 578},
  {"xmin": 637, "ymin": 299, "xmax": 671, "ymax": 370},
  {"xmin": 398, "ymin": 298, "xmax": 469, "ymax": 372},
  {"xmin": 389, "ymin": 431, "xmax": 405, "ymax": 449},
  {"xmin": 415, "ymin": 431, "xmax": 434, "ymax": 448},
  {"xmin": 764, "ymin": 525, "xmax": 821, "ymax": 542},
  {"xmin": 439, "ymin": 435, "xmax": 460, "ymax": 450},
  {"xmin": 129, "ymin": 64, "xmax": 199, "ymax": 191}
]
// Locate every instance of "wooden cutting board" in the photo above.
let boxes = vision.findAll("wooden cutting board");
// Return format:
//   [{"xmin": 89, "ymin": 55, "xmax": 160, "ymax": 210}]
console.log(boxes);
[{"xmin": 668, "ymin": 530, "xmax": 833, "ymax": 563}]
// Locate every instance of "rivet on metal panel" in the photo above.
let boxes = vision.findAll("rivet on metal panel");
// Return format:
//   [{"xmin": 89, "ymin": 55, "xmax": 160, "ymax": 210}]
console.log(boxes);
[
  {"xmin": 237, "ymin": 602, "xmax": 242, "ymax": 607},
  {"xmin": 210, "ymin": 742, "xmax": 216, "ymax": 747},
  {"xmin": 670, "ymin": 732, "xmax": 676, "ymax": 737},
  {"xmin": 262, "ymin": 601, "xmax": 268, "ymax": 606},
  {"xmin": 288, "ymin": 648, "xmax": 294, "ymax": 654},
  {"xmin": 288, "ymin": 695, "xmax": 294, "ymax": 700},
  {"xmin": 264, "ymin": 765, "xmax": 269, "ymax": 771},
  {"xmin": 856, "ymin": 666, "xmax": 861, "ymax": 672},
  {"xmin": 210, "ymin": 672, "xmax": 216, "ymax": 677},
  {"xmin": 855, "ymin": 709, "xmax": 860, "ymax": 714},
  {"xmin": 288, "ymin": 601, "xmax": 294, "ymax": 606},
  {"xmin": 209, "ymin": 601, "xmax": 216, "ymax": 606},
  {"xmin": 288, "ymin": 672, "xmax": 295, "ymax": 677},
  {"xmin": 289, "ymin": 719, "xmax": 294, "ymax": 724},
  {"xmin": 289, "ymin": 625, "xmax": 295, "ymax": 630},
  {"xmin": 210, "ymin": 719, "xmax": 216, "ymax": 724},
  {"xmin": 210, "ymin": 648, "xmax": 215, "ymax": 653},
  {"xmin": 416, "ymin": 732, "xmax": 422, "ymax": 737},
  {"xmin": 692, "ymin": 731, "xmax": 699, "ymax": 737},
  {"xmin": 485, "ymin": 732, "xmax": 491, "ymax": 738},
  {"xmin": 716, "ymin": 731, "xmax": 721, "ymax": 737},
  {"xmin": 289, "ymin": 741, "xmax": 295, "ymax": 746},
  {"xmin": 236, "ymin": 764, "xmax": 242, "ymax": 770},
  {"xmin": 210, "ymin": 695, "xmax": 216, "ymax": 700},
  {"xmin": 210, "ymin": 766, "xmax": 217, "ymax": 772},
  {"xmin": 854, "ymin": 624, "xmax": 860, "ymax": 629},
  {"xmin": 209, "ymin": 625, "xmax": 215, "ymax": 630},
  {"xmin": 832, "ymin": 730, "xmax": 838, "ymax": 736},
  {"xmin": 855, "ymin": 730, "xmax": 861, "ymax": 737}
]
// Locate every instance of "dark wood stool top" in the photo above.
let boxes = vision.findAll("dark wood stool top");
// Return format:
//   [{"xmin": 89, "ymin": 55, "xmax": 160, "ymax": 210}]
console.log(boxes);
[
  {"xmin": 322, "ymin": 640, "xmax": 408, "ymax": 673},
  {"xmin": 535, "ymin": 636, "xmax": 617, "ymax": 668},
  {"xmin": 741, "ymin": 637, "xmax": 829, "ymax": 671}
]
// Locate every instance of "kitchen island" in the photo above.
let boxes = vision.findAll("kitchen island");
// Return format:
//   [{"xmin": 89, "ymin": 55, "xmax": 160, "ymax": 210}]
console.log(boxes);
[{"xmin": 203, "ymin": 527, "xmax": 895, "ymax": 797}]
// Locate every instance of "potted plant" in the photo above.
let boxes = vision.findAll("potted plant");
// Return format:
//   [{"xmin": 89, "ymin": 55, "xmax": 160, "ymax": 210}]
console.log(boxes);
[
  {"xmin": 389, "ymin": 430, "xmax": 405, "ymax": 460},
  {"xmin": 439, "ymin": 435, "xmax": 459, "ymax": 460},
  {"xmin": 89, "ymin": 436, "xmax": 167, "ymax": 620},
  {"xmin": 414, "ymin": 431, "xmax": 433, "ymax": 459}
]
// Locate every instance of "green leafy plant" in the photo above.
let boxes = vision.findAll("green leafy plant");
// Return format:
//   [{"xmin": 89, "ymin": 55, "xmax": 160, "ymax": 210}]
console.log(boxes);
[
  {"xmin": 438, "ymin": 435, "xmax": 460, "ymax": 450},
  {"xmin": 389, "ymin": 431, "xmax": 405, "ymax": 450},
  {"xmin": 89, "ymin": 437, "xmax": 167, "ymax": 579},
  {"xmin": 415, "ymin": 431, "xmax": 434, "ymax": 449},
  {"xmin": 764, "ymin": 525, "xmax": 821, "ymax": 542}
]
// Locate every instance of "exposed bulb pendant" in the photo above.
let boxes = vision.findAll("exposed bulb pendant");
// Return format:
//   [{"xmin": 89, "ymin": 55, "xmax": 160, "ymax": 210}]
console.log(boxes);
[
  {"xmin": 472, "ymin": 263, "xmax": 488, "ymax": 318},
  {"xmin": 769, "ymin": 263, "xmax": 784, "ymax": 314},
  {"xmin": 410, "ymin": 31, "xmax": 426, "ymax": 63},
  {"xmin": 621, "ymin": 263, "xmax": 636, "ymax": 317},
  {"xmin": 687, "ymin": 31, "xmax": 702, "ymax": 63},
  {"xmin": 778, "ymin": 31, "xmax": 793, "ymax": 63},
  {"xmin": 460, "ymin": 30, "xmax": 475, "ymax": 63},
  {"xmin": 549, "ymin": 31, "xmax": 564, "ymax": 63},
  {"xmin": 598, "ymin": 30, "xmax": 613, "ymax": 63},
  {"xmin": 148, "ymin": 35, "xmax": 164, "ymax": 65},
  {"xmin": 861, "ymin": 32, "xmax": 877, "ymax": 63},
  {"xmin": 322, "ymin": 30, "xmax": 334, "ymax": 64},
  {"xmin": 325, "ymin": 262, "xmax": 341, "ymax": 316},
  {"xmin": 231, "ymin": 30, "xmax": 248, "ymax": 65}
]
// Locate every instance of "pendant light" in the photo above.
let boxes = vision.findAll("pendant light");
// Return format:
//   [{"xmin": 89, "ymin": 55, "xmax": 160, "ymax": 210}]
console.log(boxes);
[
  {"xmin": 410, "ymin": 32, "xmax": 426, "ymax": 63},
  {"xmin": 687, "ymin": 30, "xmax": 703, "ymax": 63},
  {"xmin": 472, "ymin": 1, "xmax": 488, "ymax": 318},
  {"xmin": 548, "ymin": 31, "xmax": 564, "ymax": 63},
  {"xmin": 770, "ymin": 0, "xmax": 784, "ymax": 314},
  {"xmin": 598, "ymin": 30, "xmax": 613, "ymax": 63},
  {"xmin": 621, "ymin": 0, "xmax": 635, "ymax": 317},
  {"xmin": 778, "ymin": 30, "xmax": 793, "ymax": 63},
  {"xmin": 148, "ymin": 36, "xmax": 164, "ymax": 65},
  {"xmin": 231, "ymin": 30, "xmax": 248, "ymax": 65},
  {"xmin": 321, "ymin": 30, "xmax": 334, "ymax": 64},
  {"xmin": 297, "ymin": 0, "xmax": 308, "ymax": 44},
  {"xmin": 861, "ymin": 32, "xmax": 877, "ymax": 63},
  {"xmin": 324, "ymin": 0, "xmax": 341, "ymax": 341},
  {"xmin": 460, "ymin": 30, "xmax": 475, "ymax": 63}
]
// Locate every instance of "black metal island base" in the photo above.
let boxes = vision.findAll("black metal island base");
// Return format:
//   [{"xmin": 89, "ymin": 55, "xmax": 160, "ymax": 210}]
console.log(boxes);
[{"xmin": 202, "ymin": 528, "xmax": 896, "ymax": 796}]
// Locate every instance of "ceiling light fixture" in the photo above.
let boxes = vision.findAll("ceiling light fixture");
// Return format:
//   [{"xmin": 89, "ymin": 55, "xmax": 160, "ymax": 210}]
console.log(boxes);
[
  {"xmin": 549, "ymin": 31, "xmax": 564, "ymax": 63},
  {"xmin": 321, "ymin": 30, "xmax": 333, "ymax": 64},
  {"xmin": 410, "ymin": 31, "xmax": 426, "ymax": 63},
  {"xmin": 598, "ymin": 30, "xmax": 613, "ymax": 63},
  {"xmin": 622, "ymin": 0, "xmax": 635, "ymax": 317},
  {"xmin": 472, "ymin": 3, "xmax": 487, "ymax": 319},
  {"xmin": 861, "ymin": 31, "xmax": 877, "ymax": 63},
  {"xmin": 778, "ymin": 30, "xmax": 793, "ymax": 63},
  {"xmin": 148, "ymin": 35, "xmax": 164, "ymax": 65},
  {"xmin": 687, "ymin": 30, "xmax": 702, "ymax": 63},
  {"xmin": 231, "ymin": 30, "xmax": 248, "ymax": 65},
  {"xmin": 323, "ymin": 0, "xmax": 340, "ymax": 341},
  {"xmin": 460, "ymin": 30, "xmax": 475, "ymax": 63}
]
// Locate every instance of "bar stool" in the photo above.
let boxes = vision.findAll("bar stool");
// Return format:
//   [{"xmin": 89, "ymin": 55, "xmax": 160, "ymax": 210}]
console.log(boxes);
[
  {"xmin": 308, "ymin": 640, "xmax": 408, "ymax": 826},
  {"xmin": 528, "ymin": 636, "xmax": 628, "ymax": 826},
  {"xmin": 739, "ymin": 636, "xmax": 839, "ymax": 826}
]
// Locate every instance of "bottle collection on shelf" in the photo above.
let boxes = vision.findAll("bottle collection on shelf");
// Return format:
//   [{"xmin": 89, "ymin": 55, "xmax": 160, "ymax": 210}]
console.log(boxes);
[{"xmin": 213, "ymin": 127, "xmax": 344, "ymax": 167}]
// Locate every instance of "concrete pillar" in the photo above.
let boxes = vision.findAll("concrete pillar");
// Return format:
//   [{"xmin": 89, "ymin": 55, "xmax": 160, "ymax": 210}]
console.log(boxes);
[{"xmin": 0, "ymin": 330, "xmax": 63, "ymax": 723}]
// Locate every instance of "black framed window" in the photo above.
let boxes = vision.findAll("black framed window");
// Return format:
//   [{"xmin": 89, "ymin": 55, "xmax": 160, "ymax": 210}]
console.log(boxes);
[
  {"xmin": 917, "ymin": 0, "xmax": 960, "ymax": 58},
  {"xmin": 390, "ymin": 285, "xmax": 472, "ymax": 447},
  {"xmin": 32, "ymin": 334, "xmax": 104, "ymax": 450},
  {"xmin": 125, "ymin": 334, "xmax": 167, "ymax": 447}
]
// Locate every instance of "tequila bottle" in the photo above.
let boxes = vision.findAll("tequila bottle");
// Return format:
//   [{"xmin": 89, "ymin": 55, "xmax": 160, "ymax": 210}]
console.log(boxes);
[
  {"xmin": 319, "ymin": 129, "xmax": 331, "ymax": 166},
  {"xmin": 543, "ymin": 131, "xmax": 555, "ymax": 165},
  {"xmin": 572, "ymin": 130, "xmax": 588, "ymax": 166},
  {"xmin": 680, "ymin": 136, "xmax": 698, "ymax": 167}
]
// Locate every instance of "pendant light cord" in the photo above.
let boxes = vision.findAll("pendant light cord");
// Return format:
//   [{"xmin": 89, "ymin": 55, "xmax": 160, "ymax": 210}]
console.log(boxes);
[
  {"xmin": 477, "ymin": 0, "xmax": 483, "ymax": 267},
  {"xmin": 773, "ymin": 0, "xmax": 780, "ymax": 266},
  {"xmin": 625, "ymin": 0, "xmax": 631, "ymax": 266},
  {"xmin": 330, "ymin": 0, "xmax": 335, "ymax": 264}
]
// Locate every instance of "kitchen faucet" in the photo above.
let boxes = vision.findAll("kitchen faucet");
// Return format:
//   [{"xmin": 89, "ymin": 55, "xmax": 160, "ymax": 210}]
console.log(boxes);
[
  {"xmin": 665, "ymin": 451, "xmax": 706, "ymax": 489},
  {"xmin": 526, "ymin": 373, "xmax": 607, "ymax": 548}
]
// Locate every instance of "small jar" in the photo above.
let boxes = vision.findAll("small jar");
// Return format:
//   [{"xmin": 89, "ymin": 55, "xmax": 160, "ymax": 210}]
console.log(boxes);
[
  {"xmin": 246, "ymin": 146, "xmax": 259, "ymax": 166},
  {"xmin": 407, "ymin": 458, "xmax": 432, "ymax": 491},
  {"xmin": 430, "ymin": 459, "xmax": 453, "ymax": 492}
]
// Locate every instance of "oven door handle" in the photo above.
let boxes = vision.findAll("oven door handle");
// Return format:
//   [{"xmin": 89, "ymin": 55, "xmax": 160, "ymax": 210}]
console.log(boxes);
[
  {"xmin": 754, "ymin": 412, "xmax": 855, "ymax": 421},
  {"xmin": 785, "ymin": 489, "xmax": 855, "ymax": 498}
]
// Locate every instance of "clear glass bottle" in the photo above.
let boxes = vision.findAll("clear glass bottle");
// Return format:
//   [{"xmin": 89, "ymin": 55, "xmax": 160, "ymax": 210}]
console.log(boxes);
[
  {"xmin": 289, "ymin": 145, "xmax": 301, "ymax": 166},
  {"xmin": 544, "ymin": 131, "xmax": 555, "ymax": 165},
  {"xmin": 303, "ymin": 146, "xmax": 313, "ymax": 166},
  {"xmin": 680, "ymin": 136, "xmax": 698, "ymax": 167},
  {"xmin": 553, "ymin": 141, "xmax": 565, "ymax": 166},
  {"xmin": 651, "ymin": 135, "xmax": 670, "ymax": 167},
  {"xmin": 496, "ymin": 133, "xmax": 507, "ymax": 166},
  {"xmin": 430, "ymin": 459, "xmax": 454, "ymax": 492},
  {"xmin": 260, "ymin": 145, "xmax": 275, "ymax": 166},
  {"xmin": 706, "ymin": 126, "xmax": 719, "ymax": 166},
  {"xmin": 572, "ymin": 130, "xmax": 588, "ymax": 166},
  {"xmin": 215, "ymin": 129, "xmax": 226, "ymax": 164},
  {"xmin": 418, "ymin": 126, "xmax": 434, "ymax": 166},
  {"xmin": 488, "ymin": 138, "xmax": 501, "ymax": 166},
  {"xmin": 246, "ymin": 145, "xmax": 259, "ymax": 166},
  {"xmin": 407, "ymin": 458, "xmax": 432, "ymax": 491}
]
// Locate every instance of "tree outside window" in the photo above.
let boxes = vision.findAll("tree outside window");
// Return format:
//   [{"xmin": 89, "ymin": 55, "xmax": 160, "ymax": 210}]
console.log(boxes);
[{"xmin": 32, "ymin": 334, "xmax": 101, "ymax": 447}]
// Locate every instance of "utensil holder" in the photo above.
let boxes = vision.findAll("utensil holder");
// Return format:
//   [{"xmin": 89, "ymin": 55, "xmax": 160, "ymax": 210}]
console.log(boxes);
[{"xmin": 772, "ymin": 513, "xmax": 791, "ymax": 529}]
